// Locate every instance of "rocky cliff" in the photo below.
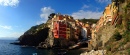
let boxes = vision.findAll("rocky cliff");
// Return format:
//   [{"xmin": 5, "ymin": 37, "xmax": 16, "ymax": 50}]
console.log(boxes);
[
  {"xmin": 90, "ymin": 23, "xmax": 116, "ymax": 50},
  {"xmin": 18, "ymin": 23, "xmax": 49, "ymax": 46},
  {"xmin": 104, "ymin": 0, "xmax": 130, "ymax": 54},
  {"xmin": 87, "ymin": 0, "xmax": 130, "ymax": 55}
]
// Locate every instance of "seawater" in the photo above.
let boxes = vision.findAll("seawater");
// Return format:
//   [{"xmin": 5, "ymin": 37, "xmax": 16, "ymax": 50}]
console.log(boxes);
[{"xmin": 0, "ymin": 40, "xmax": 85, "ymax": 55}]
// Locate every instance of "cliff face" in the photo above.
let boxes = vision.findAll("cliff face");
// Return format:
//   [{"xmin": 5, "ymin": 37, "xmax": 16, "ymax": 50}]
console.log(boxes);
[
  {"xmin": 88, "ymin": 0, "xmax": 130, "ymax": 55},
  {"xmin": 105, "ymin": 1, "xmax": 130, "ymax": 54},
  {"xmin": 90, "ymin": 23, "xmax": 116, "ymax": 50},
  {"xmin": 18, "ymin": 23, "xmax": 49, "ymax": 46}
]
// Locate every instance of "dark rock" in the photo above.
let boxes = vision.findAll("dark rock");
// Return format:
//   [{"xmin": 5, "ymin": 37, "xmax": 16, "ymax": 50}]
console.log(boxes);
[
  {"xmin": 18, "ymin": 23, "xmax": 49, "ymax": 46},
  {"xmin": 10, "ymin": 42, "xmax": 21, "ymax": 45}
]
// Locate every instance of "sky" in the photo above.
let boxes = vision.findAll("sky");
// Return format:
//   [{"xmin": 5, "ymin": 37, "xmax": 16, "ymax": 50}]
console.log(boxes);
[{"xmin": 0, "ymin": 0, "xmax": 111, "ymax": 40}]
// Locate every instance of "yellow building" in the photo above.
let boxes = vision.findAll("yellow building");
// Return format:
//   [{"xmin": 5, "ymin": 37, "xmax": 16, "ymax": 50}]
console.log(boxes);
[
  {"xmin": 85, "ymin": 23, "xmax": 90, "ymax": 28},
  {"xmin": 66, "ymin": 28, "xmax": 70, "ymax": 39},
  {"xmin": 111, "ymin": 2, "xmax": 119, "ymax": 25},
  {"xmin": 103, "ymin": 4, "xmax": 112, "ymax": 25}
]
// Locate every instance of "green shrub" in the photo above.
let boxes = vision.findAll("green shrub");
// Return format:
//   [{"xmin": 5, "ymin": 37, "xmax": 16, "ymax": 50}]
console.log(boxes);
[
  {"xmin": 116, "ymin": 23, "xmax": 123, "ymax": 29},
  {"xmin": 127, "ymin": 48, "xmax": 130, "ymax": 55},
  {"xmin": 128, "ymin": 21, "xmax": 130, "ymax": 30},
  {"xmin": 113, "ymin": 31, "xmax": 122, "ymax": 41},
  {"xmin": 119, "ymin": 42, "xmax": 125, "ymax": 47},
  {"xmin": 106, "ymin": 45, "xmax": 111, "ymax": 51},
  {"xmin": 123, "ymin": 31, "xmax": 130, "ymax": 42}
]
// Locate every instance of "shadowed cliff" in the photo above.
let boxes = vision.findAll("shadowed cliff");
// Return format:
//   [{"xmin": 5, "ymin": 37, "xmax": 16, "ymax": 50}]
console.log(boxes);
[{"xmin": 18, "ymin": 23, "xmax": 49, "ymax": 46}]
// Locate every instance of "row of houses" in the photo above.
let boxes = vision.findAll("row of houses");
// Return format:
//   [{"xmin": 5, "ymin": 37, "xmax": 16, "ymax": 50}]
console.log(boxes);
[
  {"xmin": 46, "ymin": 1, "xmax": 121, "ymax": 46},
  {"xmin": 94, "ymin": 1, "xmax": 121, "ymax": 33},
  {"xmin": 47, "ymin": 13, "xmax": 92, "ymax": 42}
]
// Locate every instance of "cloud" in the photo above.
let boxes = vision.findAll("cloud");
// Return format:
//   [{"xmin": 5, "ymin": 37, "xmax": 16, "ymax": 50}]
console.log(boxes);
[
  {"xmin": 95, "ymin": 0, "xmax": 111, "ymax": 3},
  {"xmin": 71, "ymin": 2, "xmax": 105, "ymax": 19},
  {"xmin": 0, "ymin": 0, "xmax": 19, "ymax": 7},
  {"xmin": 40, "ymin": 7, "xmax": 55, "ymax": 19},
  {"xmin": 0, "ymin": 25, "xmax": 12, "ymax": 30},
  {"xmin": 71, "ymin": 10, "xmax": 102, "ymax": 19},
  {"xmin": 37, "ymin": 7, "xmax": 55, "ymax": 25},
  {"xmin": 81, "ymin": 4, "xmax": 89, "ymax": 9}
]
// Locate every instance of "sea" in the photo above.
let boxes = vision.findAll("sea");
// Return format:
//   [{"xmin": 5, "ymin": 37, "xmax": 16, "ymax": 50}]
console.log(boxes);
[{"xmin": 0, "ymin": 40, "xmax": 85, "ymax": 55}]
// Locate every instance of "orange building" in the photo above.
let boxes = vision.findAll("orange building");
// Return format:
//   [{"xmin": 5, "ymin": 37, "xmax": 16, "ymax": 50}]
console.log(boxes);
[
  {"xmin": 103, "ymin": 4, "xmax": 112, "ymax": 25},
  {"xmin": 95, "ymin": 4, "xmax": 113, "ymax": 32}
]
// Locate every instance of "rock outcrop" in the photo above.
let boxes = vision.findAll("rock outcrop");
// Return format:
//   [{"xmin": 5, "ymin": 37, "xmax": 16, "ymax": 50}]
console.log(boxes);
[
  {"xmin": 80, "ymin": 50, "xmax": 106, "ymax": 55},
  {"xmin": 88, "ymin": 23, "xmax": 116, "ymax": 51},
  {"xmin": 18, "ymin": 23, "xmax": 49, "ymax": 46}
]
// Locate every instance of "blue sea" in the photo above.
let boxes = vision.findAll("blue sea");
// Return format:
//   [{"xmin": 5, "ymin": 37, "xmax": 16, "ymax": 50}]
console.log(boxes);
[{"xmin": 0, "ymin": 40, "xmax": 85, "ymax": 55}]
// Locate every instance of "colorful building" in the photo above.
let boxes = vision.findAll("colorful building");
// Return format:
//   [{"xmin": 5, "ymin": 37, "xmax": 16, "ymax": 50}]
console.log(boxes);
[
  {"xmin": 111, "ymin": 2, "xmax": 121, "ymax": 26},
  {"xmin": 51, "ymin": 14, "xmax": 76, "ymax": 40},
  {"xmin": 103, "ymin": 4, "xmax": 112, "ymax": 25}
]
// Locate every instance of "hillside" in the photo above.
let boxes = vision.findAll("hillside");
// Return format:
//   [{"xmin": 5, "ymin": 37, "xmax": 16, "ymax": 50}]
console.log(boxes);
[
  {"xmin": 104, "ymin": 0, "xmax": 130, "ymax": 54},
  {"xmin": 18, "ymin": 23, "xmax": 49, "ymax": 46},
  {"xmin": 79, "ymin": 18, "xmax": 99, "ymax": 24},
  {"xmin": 86, "ymin": 0, "xmax": 130, "ymax": 55}
]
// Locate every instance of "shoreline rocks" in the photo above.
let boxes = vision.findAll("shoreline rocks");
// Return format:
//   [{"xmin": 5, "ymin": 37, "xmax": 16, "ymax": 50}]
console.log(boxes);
[{"xmin": 80, "ymin": 50, "xmax": 106, "ymax": 55}]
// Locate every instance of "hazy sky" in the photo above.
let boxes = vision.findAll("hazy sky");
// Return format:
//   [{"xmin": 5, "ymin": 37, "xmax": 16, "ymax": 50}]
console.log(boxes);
[{"xmin": 0, "ymin": 0, "xmax": 111, "ymax": 40}]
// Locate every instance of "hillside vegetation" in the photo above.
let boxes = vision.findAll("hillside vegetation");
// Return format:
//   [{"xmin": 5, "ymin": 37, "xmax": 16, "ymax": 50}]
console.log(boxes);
[
  {"xmin": 18, "ymin": 23, "xmax": 49, "ymax": 46},
  {"xmin": 79, "ymin": 18, "xmax": 99, "ymax": 24}
]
